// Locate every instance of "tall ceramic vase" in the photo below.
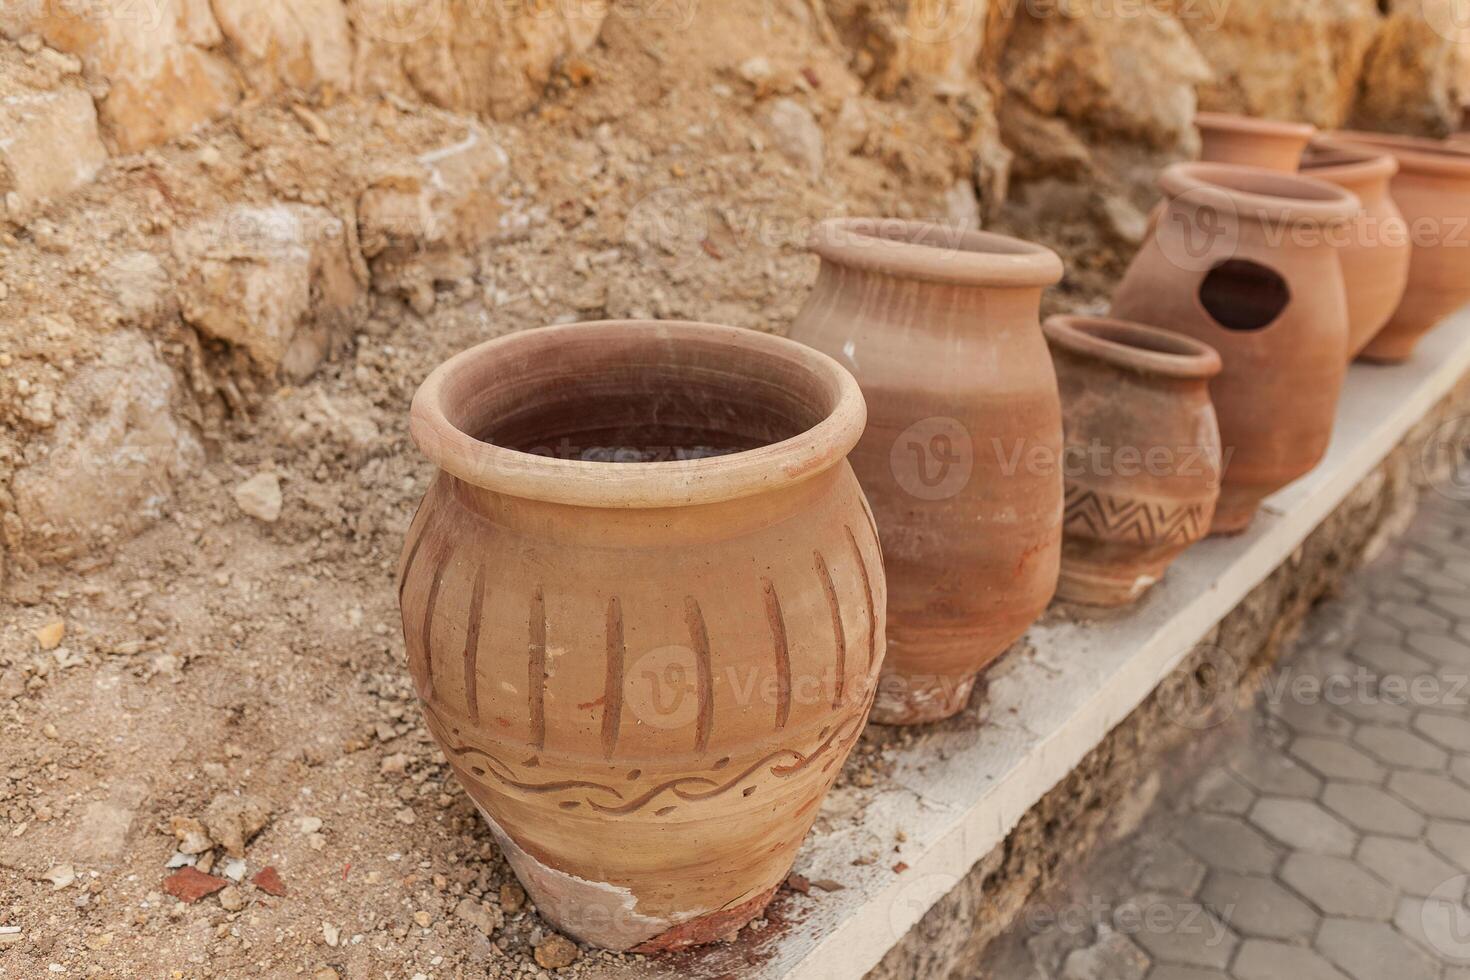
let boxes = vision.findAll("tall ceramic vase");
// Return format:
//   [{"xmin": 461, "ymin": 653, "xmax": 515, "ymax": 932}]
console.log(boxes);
[
  {"xmin": 1300, "ymin": 139, "xmax": 1412, "ymax": 359},
  {"xmin": 1324, "ymin": 131, "xmax": 1470, "ymax": 363},
  {"xmin": 1111, "ymin": 163, "xmax": 1358, "ymax": 534},
  {"xmin": 790, "ymin": 218, "xmax": 1064, "ymax": 725},
  {"xmin": 1044, "ymin": 315, "xmax": 1223, "ymax": 606},
  {"xmin": 1196, "ymin": 112, "xmax": 1316, "ymax": 172},
  {"xmin": 399, "ymin": 321, "xmax": 885, "ymax": 951}
]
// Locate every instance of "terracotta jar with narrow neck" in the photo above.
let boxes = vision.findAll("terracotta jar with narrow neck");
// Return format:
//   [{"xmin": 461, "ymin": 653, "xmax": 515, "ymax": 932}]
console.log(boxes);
[
  {"xmin": 1323, "ymin": 130, "xmax": 1470, "ymax": 363},
  {"xmin": 1196, "ymin": 111, "xmax": 1316, "ymax": 171},
  {"xmin": 1111, "ymin": 163, "xmax": 1358, "ymax": 534},
  {"xmin": 1300, "ymin": 139, "xmax": 1412, "ymax": 359},
  {"xmin": 400, "ymin": 321, "xmax": 884, "ymax": 951},
  {"xmin": 1044, "ymin": 315, "xmax": 1223, "ymax": 607},
  {"xmin": 790, "ymin": 218, "xmax": 1064, "ymax": 725}
]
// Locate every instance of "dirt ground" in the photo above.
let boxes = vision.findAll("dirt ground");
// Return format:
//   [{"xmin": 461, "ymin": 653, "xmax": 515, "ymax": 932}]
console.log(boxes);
[{"xmin": 0, "ymin": 4, "xmax": 1128, "ymax": 977}]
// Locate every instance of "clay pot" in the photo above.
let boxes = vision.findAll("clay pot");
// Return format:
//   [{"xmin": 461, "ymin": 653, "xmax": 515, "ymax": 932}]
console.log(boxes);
[
  {"xmin": 789, "ymin": 218, "xmax": 1064, "ymax": 724},
  {"xmin": 399, "ymin": 320, "xmax": 884, "ymax": 951},
  {"xmin": 1299, "ymin": 139, "xmax": 1412, "ymax": 359},
  {"xmin": 1323, "ymin": 130, "xmax": 1470, "ymax": 363},
  {"xmin": 1043, "ymin": 315, "xmax": 1224, "ymax": 606},
  {"xmin": 1196, "ymin": 111, "xmax": 1316, "ymax": 172},
  {"xmin": 1111, "ymin": 163, "xmax": 1357, "ymax": 534}
]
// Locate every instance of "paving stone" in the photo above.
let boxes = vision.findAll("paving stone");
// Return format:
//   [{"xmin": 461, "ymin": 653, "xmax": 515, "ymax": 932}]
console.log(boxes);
[
  {"xmin": 1289, "ymin": 736, "xmax": 1387, "ymax": 783},
  {"xmin": 1355, "ymin": 612, "xmax": 1406, "ymax": 643},
  {"xmin": 1453, "ymin": 754, "xmax": 1470, "ymax": 787},
  {"xmin": 1408, "ymin": 631, "xmax": 1470, "ymax": 667},
  {"xmin": 1333, "ymin": 688, "xmax": 1416, "ymax": 727},
  {"xmin": 1279, "ymin": 853, "xmax": 1396, "ymax": 919},
  {"xmin": 1378, "ymin": 601, "xmax": 1453, "ymax": 634},
  {"xmin": 1428, "ymin": 820, "xmax": 1470, "ymax": 871},
  {"xmin": 1248, "ymin": 799, "xmax": 1356, "ymax": 856},
  {"xmin": 1428, "ymin": 592, "xmax": 1470, "ymax": 620},
  {"xmin": 1357, "ymin": 835, "xmax": 1461, "ymax": 895},
  {"xmin": 1174, "ymin": 815, "xmax": 1280, "ymax": 876},
  {"xmin": 1146, "ymin": 967, "xmax": 1222, "ymax": 980},
  {"xmin": 1352, "ymin": 724, "xmax": 1450, "ymax": 770},
  {"xmin": 1351, "ymin": 641, "xmax": 1436, "ymax": 680},
  {"xmin": 1413, "ymin": 712, "xmax": 1470, "ymax": 752},
  {"xmin": 1268, "ymin": 693, "xmax": 1355, "ymax": 738},
  {"xmin": 1392, "ymin": 894, "xmax": 1470, "ymax": 962},
  {"xmin": 1315, "ymin": 919, "xmax": 1439, "ymax": 980},
  {"xmin": 1190, "ymin": 767, "xmax": 1256, "ymax": 817},
  {"xmin": 1115, "ymin": 894, "xmax": 1235, "ymax": 969},
  {"xmin": 1389, "ymin": 769, "xmax": 1470, "ymax": 818},
  {"xmin": 1198, "ymin": 871, "xmax": 1318, "ymax": 941},
  {"xmin": 1059, "ymin": 925, "xmax": 1150, "ymax": 980},
  {"xmin": 1321, "ymin": 783, "xmax": 1427, "ymax": 837},
  {"xmin": 1131, "ymin": 840, "xmax": 1207, "ymax": 897},
  {"xmin": 1229, "ymin": 752, "xmax": 1322, "ymax": 800},
  {"xmin": 1232, "ymin": 939, "xmax": 1351, "ymax": 980}
]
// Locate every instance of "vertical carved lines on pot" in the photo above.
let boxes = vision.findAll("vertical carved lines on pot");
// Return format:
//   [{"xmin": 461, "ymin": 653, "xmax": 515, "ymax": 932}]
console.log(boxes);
[
  {"xmin": 684, "ymin": 597, "xmax": 715, "ymax": 755},
  {"xmin": 419, "ymin": 538, "xmax": 451, "ymax": 704},
  {"xmin": 814, "ymin": 550, "xmax": 847, "ymax": 708},
  {"xmin": 528, "ymin": 587, "xmax": 548, "ymax": 751},
  {"xmin": 844, "ymin": 525, "xmax": 877, "ymax": 672},
  {"xmin": 463, "ymin": 563, "xmax": 487, "ymax": 725},
  {"xmin": 602, "ymin": 596, "xmax": 625, "ymax": 760},
  {"xmin": 396, "ymin": 496, "xmax": 429, "ymax": 605},
  {"xmin": 761, "ymin": 579, "xmax": 792, "ymax": 730}
]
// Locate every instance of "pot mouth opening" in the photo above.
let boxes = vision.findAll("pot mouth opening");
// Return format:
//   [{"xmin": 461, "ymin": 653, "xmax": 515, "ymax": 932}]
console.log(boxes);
[
  {"xmin": 809, "ymin": 217, "xmax": 1064, "ymax": 288},
  {"xmin": 1159, "ymin": 162, "xmax": 1360, "ymax": 225},
  {"xmin": 409, "ymin": 320, "xmax": 867, "ymax": 509},
  {"xmin": 1044, "ymin": 315, "xmax": 1223, "ymax": 380},
  {"xmin": 1195, "ymin": 111, "xmax": 1317, "ymax": 141},
  {"xmin": 1322, "ymin": 130, "xmax": 1470, "ymax": 177},
  {"xmin": 1301, "ymin": 140, "xmax": 1398, "ymax": 183}
]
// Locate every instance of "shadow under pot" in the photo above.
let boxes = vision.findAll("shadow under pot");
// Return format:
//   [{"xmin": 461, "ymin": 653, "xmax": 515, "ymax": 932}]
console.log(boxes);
[
  {"xmin": 1111, "ymin": 162, "xmax": 1358, "ymax": 535},
  {"xmin": 1043, "ymin": 315, "xmax": 1224, "ymax": 607},
  {"xmin": 789, "ymin": 218, "xmax": 1065, "ymax": 725},
  {"xmin": 1321, "ymin": 130, "xmax": 1470, "ymax": 363},
  {"xmin": 399, "ymin": 321, "xmax": 885, "ymax": 951},
  {"xmin": 1195, "ymin": 111, "xmax": 1316, "ymax": 172},
  {"xmin": 1300, "ymin": 139, "xmax": 1412, "ymax": 360}
]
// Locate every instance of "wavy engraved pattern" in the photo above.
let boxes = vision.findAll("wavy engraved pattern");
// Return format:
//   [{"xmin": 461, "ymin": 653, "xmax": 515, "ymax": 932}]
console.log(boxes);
[{"xmin": 1064, "ymin": 485, "xmax": 1208, "ymax": 545}]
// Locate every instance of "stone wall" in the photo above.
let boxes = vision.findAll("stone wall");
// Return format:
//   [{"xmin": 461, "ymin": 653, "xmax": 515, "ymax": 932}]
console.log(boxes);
[{"xmin": 865, "ymin": 376, "xmax": 1470, "ymax": 979}]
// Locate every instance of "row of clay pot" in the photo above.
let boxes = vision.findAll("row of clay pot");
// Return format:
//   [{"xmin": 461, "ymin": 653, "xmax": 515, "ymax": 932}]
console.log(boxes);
[{"xmin": 394, "ymin": 115, "xmax": 1470, "ymax": 954}]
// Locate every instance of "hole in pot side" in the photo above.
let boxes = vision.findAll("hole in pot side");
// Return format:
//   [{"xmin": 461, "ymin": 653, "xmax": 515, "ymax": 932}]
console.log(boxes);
[
  {"xmin": 476, "ymin": 354, "xmax": 832, "ymax": 464},
  {"xmin": 1198, "ymin": 259, "xmax": 1291, "ymax": 332}
]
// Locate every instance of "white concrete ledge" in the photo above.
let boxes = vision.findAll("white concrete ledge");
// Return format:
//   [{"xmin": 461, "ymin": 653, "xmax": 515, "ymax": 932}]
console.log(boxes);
[{"xmin": 608, "ymin": 310, "xmax": 1470, "ymax": 980}]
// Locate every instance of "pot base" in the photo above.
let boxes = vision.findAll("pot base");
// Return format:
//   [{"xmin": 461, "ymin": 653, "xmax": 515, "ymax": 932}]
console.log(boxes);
[
  {"xmin": 1208, "ymin": 494, "xmax": 1261, "ymax": 536},
  {"xmin": 1056, "ymin": 562, "xmax": 1162, "ymax": 608},
  {"xmin": 871, "ymin": 672, "xmax": 978, "ymax": 725},
  {"xmin": 629, "ymin": 883, "xmax": 782, "ymax": 953}
]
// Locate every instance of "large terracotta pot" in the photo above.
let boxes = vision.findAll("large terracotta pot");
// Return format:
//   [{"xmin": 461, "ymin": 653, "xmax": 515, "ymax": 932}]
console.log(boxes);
[
  {"xmin": 1196, "ymin": 111, "xmax": 1316, "ymax": 172},
  {"xmin": 789, "ymin": 218, "xmax": 1064, "ymax": 724},
  {"xmin": 1324, "ymin": 130, "xmax": 1470, "ymax": 363},
  {"xmin": 1044, "ymin": 315, "xmax": 1223, "ymax": 606},
  {"xmin": 1111, "ymin": 163, "xmax": 1357, "ymax": 534},
  {"xmin": 1299, "ymin": 139, "xmax": 1412, "ymax": 359},
  {"xmin": 399, "ymin": 320, "xmax": 884, "ymax": 951}
]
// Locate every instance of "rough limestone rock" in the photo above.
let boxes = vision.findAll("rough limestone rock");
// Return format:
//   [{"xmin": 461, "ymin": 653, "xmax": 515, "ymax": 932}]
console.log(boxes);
[
  {"xmin": 828, "ymin": 0, "xmax": 1000, "ymax": 96},
  {"xmin": 1352, "ymin": 0, "xmax": 1468, "ymax": 135},
  {"xmin": 4, "ymin": 0, "xmax": 240, "ymax": 153},
  {"xmin": 1178, "ymin": 0, "xmax": 1380, "ymax": 128},
  {"xmin": 762, "ymin": 97, "xmax": 826, "ymax": 179},
  {"xmin": 0, "ymin": 85, "xmax": 107, "ymax": 222},
  {"xmin": 10, "ymin": 332, "xmax": 203, "ymax": 562},
  {"xmin": 173, "ymin": 204, "xmax": 362, "ymax": 380},
  {"xmin": 349, "ymin": 0, "xmax": 607, "ymax": 118},
  {"xmin": 210, "ymin": 0, "xmax": 354, "ymax": 97},
  {"xmin": 234, "ymin": 473, "xmax": 283, "ymax": 524},
  {"xmin": 1001, "ymin": 1, "xmax": 1211, "ymax": 153},
  {"xmin": 358, "ymin": 125, "xmax": 509, "ymax": 310}
]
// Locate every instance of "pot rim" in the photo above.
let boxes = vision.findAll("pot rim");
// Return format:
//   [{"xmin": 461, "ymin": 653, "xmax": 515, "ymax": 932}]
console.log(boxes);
[
  {"xmin": 808, "ymin": 217, "xmax": 1064, "ymax": 288},
  {"xmin": 1159, "ymin": 162, "xmax": 1360, "ymax": 225},
  {"xmin": 1320, "ymin": 129, "xmax": 1470, "ymax": 179},
  {"xmin": 409, "ymin": 320, "xmax": 868, "ymax": 509},
  {"xmin": 1043, "ymin": 314, "xmax": 1223, "ymax": 380},
  {"xmin": 1301, "ymin": 138, "xmax": 1399, "ymax": 186},
  {"xmin": 1195, "ymin": 111, "xmax": 1317, "ymax": 142}
]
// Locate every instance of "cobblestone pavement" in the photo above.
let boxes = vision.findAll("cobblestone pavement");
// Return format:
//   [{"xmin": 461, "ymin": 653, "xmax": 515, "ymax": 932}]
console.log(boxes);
[{"xmin": 980, "ymin": 491, "xmax": 1470, "ymax": 980}]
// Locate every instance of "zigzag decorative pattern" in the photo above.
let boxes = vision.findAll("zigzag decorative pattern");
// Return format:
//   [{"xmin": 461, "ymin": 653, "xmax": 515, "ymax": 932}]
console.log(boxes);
[{"xmin": 1064, "ymin": 485, "xmax": 1209, "ymax": 545}]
